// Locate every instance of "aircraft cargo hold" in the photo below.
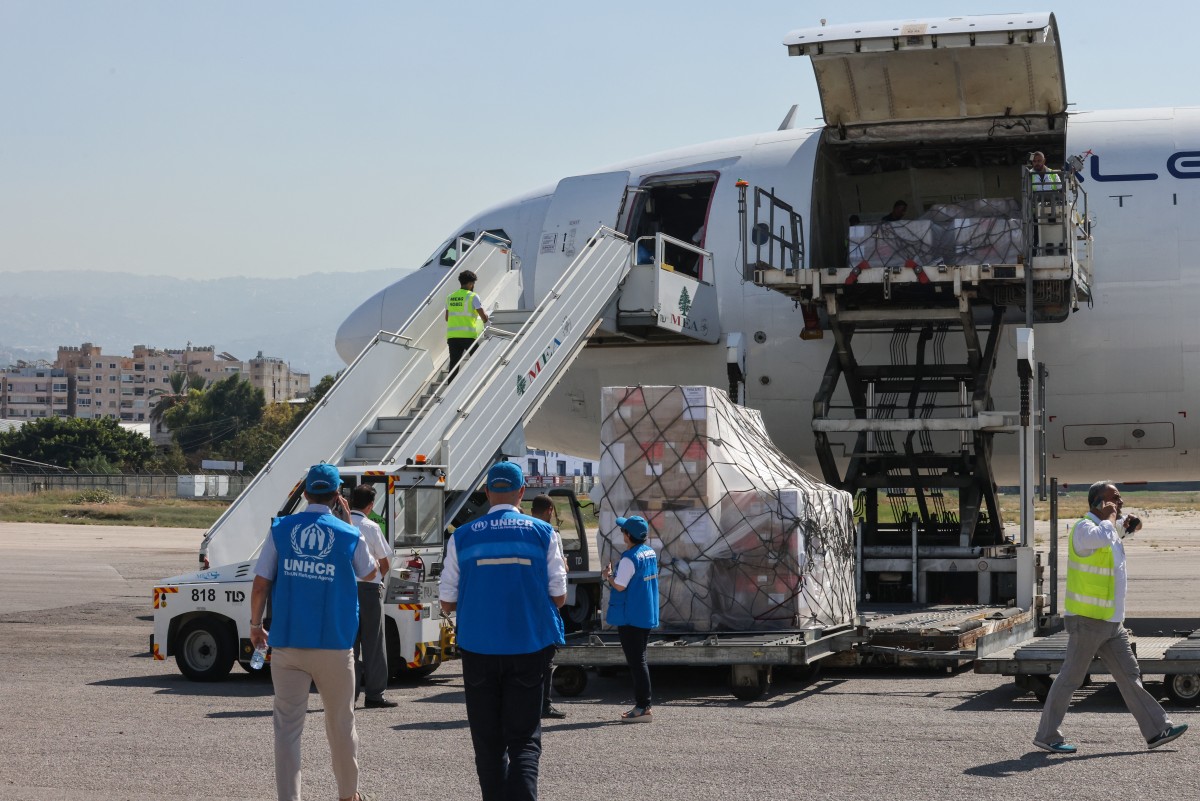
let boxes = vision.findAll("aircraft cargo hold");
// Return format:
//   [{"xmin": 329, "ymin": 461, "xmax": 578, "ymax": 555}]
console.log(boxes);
[{"xmin": 597, "ymin": 385, "xmax": 857, "ymax": 632}]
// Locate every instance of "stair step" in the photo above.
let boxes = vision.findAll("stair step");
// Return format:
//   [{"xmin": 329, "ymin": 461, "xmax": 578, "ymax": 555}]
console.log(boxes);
[
  {"xmin": 374, "ymin": 415, "xmax": 419, "ymax": 433},
  {"xmin": 489, "ymin": 308, "xmax": 534, "ymax": 335},
  {"xmin": 364, "ymin": 430, "xmax": 402, "ymax": 446},
  {"xmin": 353, "ymin": 444, "xmax": 395, "ymax": 460}
]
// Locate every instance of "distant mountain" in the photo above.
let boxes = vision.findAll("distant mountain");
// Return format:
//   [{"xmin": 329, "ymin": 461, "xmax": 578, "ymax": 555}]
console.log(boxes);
[{"xmin": 0, "ymin": 269, "xmax": 408, "ymax": 379}]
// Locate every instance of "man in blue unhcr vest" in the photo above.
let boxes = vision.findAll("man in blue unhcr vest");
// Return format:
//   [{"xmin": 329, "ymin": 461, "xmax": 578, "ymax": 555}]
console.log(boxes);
[
  {"xmin": 439, "ymin": 461, "xmax": 566, "ymax": 801},
  {"xmin": 1033, "ymin": 480, "xmax": 1188, "ymax": 755},
  {"xmin": 250, "ymin": 463, "xmax": 380, "ymax": 801},
  {"xmin": 603, "ymin": 515, "xmax": 660, "ymax": 723}
]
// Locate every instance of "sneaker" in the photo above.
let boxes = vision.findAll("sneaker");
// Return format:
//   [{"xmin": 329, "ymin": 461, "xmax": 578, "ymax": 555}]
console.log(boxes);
[
  {"xmin": 620, "ymin": 706, "xmax": 653, "ymax": 723},
  {"xmin": 1148, "ymin": 723, "xmax": 1188, "ymax": 750},
  {"xmin": 542, "ymin": 704, "xmax": 567, "ymax": 720},
  {"xmin": 363, "ymin": 697, "xmax": 398, "ymax": 709},
  {"xmin": 1032, "ymin": 739, "xmax": 1077, "ymax": 754}
]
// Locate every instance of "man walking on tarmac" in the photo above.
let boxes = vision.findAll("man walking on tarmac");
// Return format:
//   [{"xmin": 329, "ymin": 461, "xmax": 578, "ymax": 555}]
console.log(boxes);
[
  {"xmin": 439, "ymin": 462, "xmax": 567, "ymax": 801},
  {"xmin": 250, "ymin": 463, "xmax": 380, "ymax": 801},
  {"xmin": 1033, "ymin": 481, "xmax": 1188, "ymax": 754},
  {"xmin": 446, "ymin": 269, "xmax": 489, "ymax": 380},
  {"xmin": 350, "ymin": 483, "xmax": 397, "ymax": 709}
]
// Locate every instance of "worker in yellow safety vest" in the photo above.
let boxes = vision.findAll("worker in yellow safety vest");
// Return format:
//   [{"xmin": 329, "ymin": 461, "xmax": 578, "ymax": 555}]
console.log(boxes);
[
  {"xmin": 445, "ymin": 269, "xmax": 488, "ymax": 381},
  {"xmin": 1033, "ymin": 481, "xmax": 1188, "ymax": 754},
  {"xmin": 1029, "ymin": 151, "xmax": 1062, "ymax": 191}
]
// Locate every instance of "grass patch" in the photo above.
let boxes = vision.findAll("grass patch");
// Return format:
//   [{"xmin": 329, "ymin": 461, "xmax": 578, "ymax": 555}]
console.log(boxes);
[{"xmin": 0, "ymin": 491, "xmax": 228, "ymax": 528}]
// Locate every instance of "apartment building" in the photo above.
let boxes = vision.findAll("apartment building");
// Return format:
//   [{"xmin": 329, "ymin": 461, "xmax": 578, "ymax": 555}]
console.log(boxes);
[
  {"xmin": 0, "ymin": 365, "xmax": 70, "ymax": 419},
  {"xmin": 42, "ymin": 343, "xmax": 311, "ymax": 423},
  {"xmin": 247, "ymin": 352, "xmax": 311, "ymax": 404},
  {"xmin": 64, "ymin": 344, "xmax": 178, "ymax": 422}
]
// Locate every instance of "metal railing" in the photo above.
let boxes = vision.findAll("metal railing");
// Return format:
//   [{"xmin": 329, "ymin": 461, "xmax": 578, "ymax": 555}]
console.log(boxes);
[{"xmin": 0, "ymin": 472, "xmax": 252, "ymax": 498}]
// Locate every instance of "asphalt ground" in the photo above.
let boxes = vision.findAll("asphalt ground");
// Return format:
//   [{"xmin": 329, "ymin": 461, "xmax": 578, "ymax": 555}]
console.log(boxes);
[{"xmin": 1, "ymin": 512, "xmax": 1198, "ymax": 801}]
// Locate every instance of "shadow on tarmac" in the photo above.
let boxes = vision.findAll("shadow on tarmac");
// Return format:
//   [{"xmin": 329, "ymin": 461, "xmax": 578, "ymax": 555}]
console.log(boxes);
[
  {"xmin": 91, "ymin": 672, "xmax": 274, "ymax": 697},
  {"xmin": 965, "ymin": 749, "xmax": 1154, "ymax": 776},
  {"xmin": 951, "ymin": 679, "xmax": 1178, "ymax": 713}
]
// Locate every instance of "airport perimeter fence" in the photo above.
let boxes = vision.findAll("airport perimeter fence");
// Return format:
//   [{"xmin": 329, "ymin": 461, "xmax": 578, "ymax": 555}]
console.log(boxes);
[{"xmin": 0, "ymin": 472, "xmax": 252, "ymax": 499}]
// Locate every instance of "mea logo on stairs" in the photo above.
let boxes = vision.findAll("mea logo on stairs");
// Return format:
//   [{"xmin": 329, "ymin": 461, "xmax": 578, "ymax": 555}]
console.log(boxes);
[{"xmin": 515, "ymin": 332, "xmax": 567, "ymax": 397}]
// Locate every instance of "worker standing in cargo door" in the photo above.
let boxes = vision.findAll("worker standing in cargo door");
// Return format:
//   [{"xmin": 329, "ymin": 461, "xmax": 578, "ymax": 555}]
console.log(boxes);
[
  {"xmin": 445, "ymin": 269, "xmax": 488, "ymax": 382},
  {"xmin": 1033, "ymin": 481, "xmax": 1188, "ymax": 754},
  {"xmin": 1028, "ymin": 151, "xmax": 1062, "ymax": 191},
  {"xmin": 439, "ymin": 462, "xmax": 567, "ymax": 801},
  {"xmin": 530, "ymin": 494, "xmax": 569, "ymax": 719},
  {"xmin": 604, "ymin": 515, "xmax": 660, "ymax": 723}
]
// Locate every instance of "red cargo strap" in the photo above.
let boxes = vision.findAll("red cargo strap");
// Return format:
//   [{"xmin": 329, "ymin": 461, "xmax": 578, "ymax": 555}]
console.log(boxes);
[
  {"xmin": 906, "ymin": 259, "xmax": 930, "ymax": 284},
  {"xmin": 846, "ymin": 260, "xmax": 869, "ymax": 285}
]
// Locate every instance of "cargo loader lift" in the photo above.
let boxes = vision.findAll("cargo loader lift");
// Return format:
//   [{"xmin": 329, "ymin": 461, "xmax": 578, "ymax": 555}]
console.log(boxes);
[{"xmin": 750, "ymin": 169, "xmax": 1093, "ymax": 664}]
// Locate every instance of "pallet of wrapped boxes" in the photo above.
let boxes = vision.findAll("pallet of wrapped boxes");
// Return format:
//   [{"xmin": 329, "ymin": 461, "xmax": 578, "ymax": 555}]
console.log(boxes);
[
  {"xmin": 848, "ymin": 197, "xmax": 1023, "ymax": 269},
  {"xmin": 598, "ymin": 385, "xmax": 857, "ymax": 632}
]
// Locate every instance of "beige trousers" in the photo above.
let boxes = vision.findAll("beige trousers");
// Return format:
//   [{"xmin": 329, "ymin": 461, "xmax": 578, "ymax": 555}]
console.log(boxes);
[
  {"xmin": 1035, "ymin": 615, "xmax": 1171, "ymax": 744},
  {"xmin": 271, "ymin": 647, "xmax": 359, "ymax": 801}
]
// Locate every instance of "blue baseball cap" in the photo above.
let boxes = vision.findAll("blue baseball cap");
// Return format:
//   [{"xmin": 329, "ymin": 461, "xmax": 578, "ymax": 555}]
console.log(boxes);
[
  {"xmin": 487, "ymin": 461, "xmax": 525, "ymax": 492},
  {"xmin": 615, "ymin": 515, "xmax": 649, "ymax": 542},
  {"xmin": 305, "ymin": 463, "xmax": 343, "ymax": 494}
]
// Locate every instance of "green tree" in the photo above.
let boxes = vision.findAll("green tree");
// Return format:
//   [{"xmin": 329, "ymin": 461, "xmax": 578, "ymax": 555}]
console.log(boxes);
[
  {"xmin": 0, "ymin": 417, "xmax": 156, "ymax": 471},
  {"xmin": 149, "ymin": 371, "xmax": 190, "ymax": 430},
  {"xmin": 306, "ymin": 374, "xmax": 338, "ymax": 408},
  {"xmin": 214, "ymin": 403, "xmax": 302, "ymax": 474},
  {"xmin": 165, "ymin": 375, "xmax": 266, "ymax": 455}
]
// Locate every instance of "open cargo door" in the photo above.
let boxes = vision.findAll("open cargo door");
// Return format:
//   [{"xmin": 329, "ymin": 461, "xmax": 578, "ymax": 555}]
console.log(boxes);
[{"xmin": 783, "ymin": 12, "xmax": 1067, "ymax": 128}]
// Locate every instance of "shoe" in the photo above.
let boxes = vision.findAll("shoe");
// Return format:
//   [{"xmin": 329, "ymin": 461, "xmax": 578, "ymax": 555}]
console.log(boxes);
[
  {"xmin": 363, "ymin": 697, "xmax": 398, "ymax": 709},
  {"xmin": 542, "ymin": 704, "xmax": 566, "ymax": 720},
  {"xmin": 1032, "ymin": 739, "xmax": 1077, "ymax": 754},
  {"xmin": 1148, "ymin": 723, "xmax": 1188, "ymax": 749},
  {"xmin": 620, "ymin": 706, "xmax": 653, "ymax": 723},
  {"xmin": 355, "ymin": 793, "xmax": 379, "ymax": 801}
]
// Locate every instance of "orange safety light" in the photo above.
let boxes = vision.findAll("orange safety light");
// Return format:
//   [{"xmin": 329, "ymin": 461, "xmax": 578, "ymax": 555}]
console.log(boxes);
[
  {"xmin": 735, "ymin": 179, "xmax": 749, "ymax": 188},
  {"xmin": 414, "ymin": 454, "xmax": 427, "ymax": 464}
]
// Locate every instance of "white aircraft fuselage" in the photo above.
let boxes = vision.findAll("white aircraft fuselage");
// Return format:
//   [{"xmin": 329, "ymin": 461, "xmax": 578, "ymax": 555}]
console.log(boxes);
[{"xmin": 336, "ymin": 15, "xmax": 1199, "ymax": 487}]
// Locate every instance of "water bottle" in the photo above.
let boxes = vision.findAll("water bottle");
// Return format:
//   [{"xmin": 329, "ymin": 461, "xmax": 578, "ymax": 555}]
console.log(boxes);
[{"xmin": 250, "ymin": 645, "xmax": 268, "ymax": 670}]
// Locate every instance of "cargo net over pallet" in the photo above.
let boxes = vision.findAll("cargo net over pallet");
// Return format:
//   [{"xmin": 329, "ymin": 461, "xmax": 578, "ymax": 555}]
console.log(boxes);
[
  {"xmin": 598, "ymin": 386, "xmax": 856, "ymax": 632},
  {"xmin": 850, "ymin": 198, "xmax": 1023, "ymax": 270}
]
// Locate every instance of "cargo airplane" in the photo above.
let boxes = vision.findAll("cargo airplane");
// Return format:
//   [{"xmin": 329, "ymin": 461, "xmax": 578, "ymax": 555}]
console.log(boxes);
[{"xmin": 335, "ymin": 12, "xmax": 1199, "ymax": 488}]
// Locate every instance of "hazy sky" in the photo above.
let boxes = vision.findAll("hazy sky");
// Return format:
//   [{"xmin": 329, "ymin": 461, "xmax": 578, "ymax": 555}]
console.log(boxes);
[{"xmin": 2, "ymin": 1, "xmax": 1196, "ymax": 279}]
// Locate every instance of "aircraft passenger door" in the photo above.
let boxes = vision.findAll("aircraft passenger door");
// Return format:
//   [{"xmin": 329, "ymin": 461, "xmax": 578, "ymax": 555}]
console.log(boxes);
[{"xmin": 531, "ymin": 171, "xmax": 631, "ymax": 304}]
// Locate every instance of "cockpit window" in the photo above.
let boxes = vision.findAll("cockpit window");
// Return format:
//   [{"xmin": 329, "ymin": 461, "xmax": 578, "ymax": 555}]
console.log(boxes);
[
  {"xmin": 438, "ymin": 232, "xmax": 476, "ymax": 267},
  {"xmin": 421, "ymin": 228, "xmax": 511, "ymax": 269}
]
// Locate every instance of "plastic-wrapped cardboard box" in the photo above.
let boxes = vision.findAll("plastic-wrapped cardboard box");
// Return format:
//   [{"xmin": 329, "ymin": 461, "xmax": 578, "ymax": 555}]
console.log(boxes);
[{"xmin": 599, "ymin": 386, "xmax": 857, "ymax": 632}]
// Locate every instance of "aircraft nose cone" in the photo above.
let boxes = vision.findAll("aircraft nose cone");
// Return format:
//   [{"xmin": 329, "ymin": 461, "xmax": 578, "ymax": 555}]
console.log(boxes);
[
  {"xmin": 335, "ymin": 289, "xmax": 386, "ymax": 364},
  {"xmin": 334, "ymin": 268, "xmax": 451, "ymax": 364}
]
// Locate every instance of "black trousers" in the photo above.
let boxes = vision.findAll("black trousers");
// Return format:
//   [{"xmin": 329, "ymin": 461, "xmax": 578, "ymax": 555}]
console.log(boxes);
[
  {"xmin": 617, "ymin": 625, "xmax": 652, "ymax": 709},
  {"xmin": 461, "ymin": 646, "xmax": 552, "ymax": 801},
  {"xmin": 542, "ymin": 646, "xmax": 555, "ymax": 709},
  {"xmin": 447, "ymin": 338, "xmax": 474, "ymax": 380}
]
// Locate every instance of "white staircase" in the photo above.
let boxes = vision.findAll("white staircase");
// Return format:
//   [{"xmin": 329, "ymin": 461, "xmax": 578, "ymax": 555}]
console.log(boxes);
[{"xmin": 203, "ymin": 229, "xmax": 632, "ymax": 566}]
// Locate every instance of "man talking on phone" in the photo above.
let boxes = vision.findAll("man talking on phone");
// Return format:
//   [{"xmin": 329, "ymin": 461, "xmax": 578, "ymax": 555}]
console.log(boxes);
[{"xmin": 1033, "ymin": 481, "xmax": 1188, "ymax": 754}]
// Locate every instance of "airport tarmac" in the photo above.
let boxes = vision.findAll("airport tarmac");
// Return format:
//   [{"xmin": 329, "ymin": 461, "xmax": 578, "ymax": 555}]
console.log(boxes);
[{"xmin": 1, "ymin": 513, "xmax": 1198, "ymax": 801}]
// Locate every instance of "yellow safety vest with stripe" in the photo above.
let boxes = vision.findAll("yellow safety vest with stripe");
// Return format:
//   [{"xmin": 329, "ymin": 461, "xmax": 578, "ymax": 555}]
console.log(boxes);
[
  {"xmin": 446, "ymin": 289, "xmax": 483, "ymax": 340},
  {"xmin": 1030, "ymin": 170, "xmax": 1062, "ymax": 191},
  {"xmin": 1064, "ymin": 517, "xmax": 1116, "ymax": 620}
]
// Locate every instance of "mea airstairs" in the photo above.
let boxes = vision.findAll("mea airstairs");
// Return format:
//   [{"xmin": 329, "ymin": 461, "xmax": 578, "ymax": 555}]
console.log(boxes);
[{"xmin": 202, "ymin": 229, "xmax": 633, "ymax": 568}]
